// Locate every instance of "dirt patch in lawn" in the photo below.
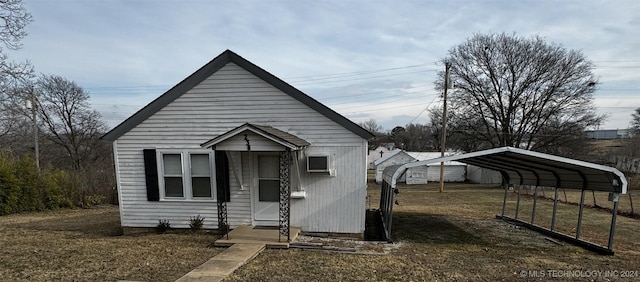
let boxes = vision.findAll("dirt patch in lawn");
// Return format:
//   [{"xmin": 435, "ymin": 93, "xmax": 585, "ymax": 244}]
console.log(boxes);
[
  {"xmin": 293, "ymin": 235, "xmax": 401, "ymax": 254},
  {"xmin": 0, "ymin": 206, "xmax": 221, "ymax": 282}
]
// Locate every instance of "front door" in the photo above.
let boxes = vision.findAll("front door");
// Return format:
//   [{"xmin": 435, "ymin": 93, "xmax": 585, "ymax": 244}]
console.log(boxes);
[{"xmin": 252, "ymin": 154, "xmax": 280, "ymax": 225}]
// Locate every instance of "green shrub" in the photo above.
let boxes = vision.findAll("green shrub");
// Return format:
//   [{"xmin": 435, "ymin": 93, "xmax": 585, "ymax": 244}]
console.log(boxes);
[
  {"xmin": 188, "ymin": 215, "xmax": 205, "ymax": 231},
  {"xmin": 14, "ymin": 155, "xmax": 44, "ymax": 212},
  {"xmin": 0, "ymin": 152, "xmax": 79, "ymax": 214},
  {"xmin": 41, "ymin": 169, "xmax": 71, "ymax": 209},
  {"xmin": 156, "ymin": 219, "xmax": 171, "ymax": 233},
  {"xmin": 0, "ymin": 154, "xmax": 20, "ymax": 215}
]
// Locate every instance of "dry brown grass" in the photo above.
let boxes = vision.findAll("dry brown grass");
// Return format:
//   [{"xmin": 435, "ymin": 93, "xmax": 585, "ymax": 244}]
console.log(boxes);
[
  {"xmin": 2, "ymin": 183, "xmax": 640, "ymax": 281},
  {"xmin": 227, "ymin": 183, "xmax": 640, "ymax": 281},
  {"xmin": 0, "ymin": 206, "xmax": 221, "ymax": 281}
]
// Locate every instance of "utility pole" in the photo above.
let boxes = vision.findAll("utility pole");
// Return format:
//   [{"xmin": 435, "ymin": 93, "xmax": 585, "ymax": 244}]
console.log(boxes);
[
  {"xmin": 29, "ymin": 86, "xmax": 40, "ymax": 170},
  {"xmin": 439, "ymin": 62, "xmax": 450, "ymax": 193}
]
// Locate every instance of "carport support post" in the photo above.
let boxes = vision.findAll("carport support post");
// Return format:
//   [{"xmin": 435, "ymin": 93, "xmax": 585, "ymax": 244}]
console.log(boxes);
[
  {"xmin": 608, "ymin": 193, "xmax": 620, "ymax": 250},
  {"xmin": 576, "ymin": 189, "xmax": 586, "ymax": 239},
  {"xmin": 551, "ymin": 187, "xmax": 559, "ymax": 231},
  {"xmin": 515, "ymin": 185, "xmax": 521, "ymax": 219},
  {"xmin": 501, "ymin": 183, "xmax": 508, "ymax": 216},
  {"xmin": 531, "ymin": 186, "xmax": 538, "ymax": 224}
]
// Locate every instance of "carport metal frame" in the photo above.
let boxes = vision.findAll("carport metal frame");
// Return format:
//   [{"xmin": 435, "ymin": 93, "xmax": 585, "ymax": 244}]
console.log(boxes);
[{"xmin": 380, "ymin": 147, "xmax": 627, "ymax": 255}]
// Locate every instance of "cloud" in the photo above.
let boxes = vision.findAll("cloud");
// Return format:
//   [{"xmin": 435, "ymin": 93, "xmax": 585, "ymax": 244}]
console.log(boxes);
[{"xmin": 6, "ymin": 0, "xmax": 637, "ymax": 131}]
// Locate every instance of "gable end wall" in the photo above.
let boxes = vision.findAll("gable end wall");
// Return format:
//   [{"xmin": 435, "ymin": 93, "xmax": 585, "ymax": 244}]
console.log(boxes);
[{"xmin": 114, "ymin": 63, "xmax": 366, "ymax": 233}]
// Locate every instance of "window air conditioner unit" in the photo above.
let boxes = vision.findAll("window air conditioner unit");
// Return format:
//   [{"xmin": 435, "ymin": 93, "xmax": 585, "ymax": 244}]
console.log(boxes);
[{"xmin": 307, "ymin": 155, "xmax": 330, "ymax": 173}]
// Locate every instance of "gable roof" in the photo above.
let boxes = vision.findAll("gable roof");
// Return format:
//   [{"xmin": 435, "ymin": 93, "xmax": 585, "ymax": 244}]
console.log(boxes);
[
  {"xmin": 373, "ymin": 149, "xmax": 413, "ymax": 166},
  {"xmin": 101, "ymin": 50, "xmax": 374, "ymax": 141},
  {"xmin": 406, "ymin": 152, "xmax": 466, "ymax": 166},
  {"xmin": 386, "ymin": 147, "xmax": 628, "ymax": 193},
  {"xmin": 200, "ymin": 123, "xmax": 310, "ymax": 150}
]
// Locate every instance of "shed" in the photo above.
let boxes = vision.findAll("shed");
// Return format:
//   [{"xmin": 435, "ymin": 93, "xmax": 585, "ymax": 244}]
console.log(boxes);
[
  {"xmin": 405, "ymin": 152, "xmax": 467, "ymax": 184},
  {"xmin": 101, "ymin": 50, "xmax": 373, "ymax": 239},
  {"xmin": 373, "ymin": 149, "xmax": 415, "ymax": 183}
]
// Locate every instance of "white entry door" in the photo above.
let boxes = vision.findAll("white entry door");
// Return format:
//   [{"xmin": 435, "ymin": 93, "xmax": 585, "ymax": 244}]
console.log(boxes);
[{"xmin": 253, "ymin": 154, "xmax": 280, "ymax": 224}]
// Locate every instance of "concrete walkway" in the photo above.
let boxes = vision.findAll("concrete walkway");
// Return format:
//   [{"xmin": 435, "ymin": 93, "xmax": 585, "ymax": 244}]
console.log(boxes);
[
  {"xmin": 175, "ymin": 227, "xmax": 300, "ymax": 281},
  {"xmin": 175, "ymin": 243, "xmax": 265, "ymax": 282}
]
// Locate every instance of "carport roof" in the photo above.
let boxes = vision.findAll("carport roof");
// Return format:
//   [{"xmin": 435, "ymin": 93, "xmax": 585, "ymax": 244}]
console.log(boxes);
[{"xmin": 385, "ymin": 147, "xmax": 627, "ymax": 194}]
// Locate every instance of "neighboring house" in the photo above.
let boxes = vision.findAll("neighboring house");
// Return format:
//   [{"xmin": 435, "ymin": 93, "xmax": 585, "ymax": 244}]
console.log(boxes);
[
  {"xmin": 405, "ymin": 152, "xmax": 467, "ymax": 184},
  {"xmin": 367, "ymin": 145, "xmax": 393, "ymax": 169},
  {"xmin": 374, "ymin": 150, "xmax": 468, "ymax": 184},
  {"xmin": 102, "ymin": 50, "xmax": 374, "ymax": 238},
  {"xmin": 373, "ymin": 149, "xmax": 415, "ymax": 183}
]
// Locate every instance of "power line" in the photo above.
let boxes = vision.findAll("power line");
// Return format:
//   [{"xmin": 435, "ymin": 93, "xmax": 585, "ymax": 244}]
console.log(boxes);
[
  {"xmin": 324, "ymin": 91, "xmax": 438, "ymax": 107},
  {"xmin": 331, "ymin": 94, "xmax": 438, "ymax": 111},
  {"xmin": 315, "ymin": 84, "xmax": 433, "ymax": 101},
  {"xmin": 291, "ymin": 69, "xmax": 438, "ymax": 86},
  {"xmin": 285, "ymin": 62, "xmax": 438, "ymax": 81}
]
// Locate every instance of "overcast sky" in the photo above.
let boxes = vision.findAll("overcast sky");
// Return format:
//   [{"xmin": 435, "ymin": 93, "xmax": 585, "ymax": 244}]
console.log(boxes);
[{"xmin": 9, "ymin": 0, "xmax": 640, "ymax": 131}]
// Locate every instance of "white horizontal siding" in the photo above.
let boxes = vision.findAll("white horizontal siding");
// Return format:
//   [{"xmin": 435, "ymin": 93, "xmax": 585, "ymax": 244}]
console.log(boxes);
[
  {"xmin": 290, "ymin": 145, "xmax": 367, "ymax": 233},
  {"xmin": 425, "ymin": 165, "xmax": 466, "ymax": 182},
  {"xmin": 405, "ymin": 165, "xmax": 467, "ymax": 184},
  {"xmin": 114, "ymin": 63, "xmax": 365, "ymax": 233},
  {"xmin": 375, "ymin": 153, "xmax": 415, "ymax": 183}
]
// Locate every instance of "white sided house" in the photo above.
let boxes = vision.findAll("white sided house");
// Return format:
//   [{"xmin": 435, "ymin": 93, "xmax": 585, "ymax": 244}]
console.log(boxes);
[
  {"xmin": 405, "ymin": 152, "xmax": 467, "ymax": 184},
  {"xmin": 373, "ymin": 149, "xmax": 415, "ymax": 183},
  {"xmin": 374, "ymin": 150, "xmax": 467, "ymax": 184},
  {"xmin": 367, "ymin": 145, "xmax": 393, "ymax": 169},
  {"xmin": 102, "ymin": 50, "xmax": 374, "ymax": 239}
]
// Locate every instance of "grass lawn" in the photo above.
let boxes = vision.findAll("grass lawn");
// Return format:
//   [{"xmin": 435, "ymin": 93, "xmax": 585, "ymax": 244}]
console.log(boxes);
[
  {"xmin": 227, "ymin": 183, "xmax": 640, "ymax": 281},
  {"xmin": 0, "ymin": 206, "xmax": 221, "ymax": 281},
  {"xmin": 1, "ymin": 183, "xmax": 639, "ymax": 281}
]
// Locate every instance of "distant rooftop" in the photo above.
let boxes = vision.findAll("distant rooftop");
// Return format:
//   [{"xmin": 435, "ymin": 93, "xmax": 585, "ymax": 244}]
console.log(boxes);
[{"xmin": 585, "ymin": 129, "xmax": 630, "ymax": 140}]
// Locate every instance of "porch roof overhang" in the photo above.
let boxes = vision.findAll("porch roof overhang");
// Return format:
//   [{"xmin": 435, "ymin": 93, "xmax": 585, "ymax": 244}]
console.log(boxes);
[
  {"xmin": 384, "ymin": 146, "xmax": 627, "ymax": 194},
  {"xmin": 200, "ymin": 123, "xmax": 310, "ymax": 151}
]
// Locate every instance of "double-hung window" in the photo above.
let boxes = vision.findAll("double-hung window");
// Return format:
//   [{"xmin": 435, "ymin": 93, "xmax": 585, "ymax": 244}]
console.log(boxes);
[{"xmin": 159, "ymin": 150, "xmax": 215, "ymax": 200}]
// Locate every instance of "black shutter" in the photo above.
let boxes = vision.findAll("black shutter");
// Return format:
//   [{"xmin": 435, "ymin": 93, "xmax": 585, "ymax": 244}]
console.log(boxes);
[
  {"xmin": 143, "ymin": 149, "xmax": 160, "ymax": 201},
  {"xmin": 215, "ymin": 151, "xmax": 231, "ymax": 202}
]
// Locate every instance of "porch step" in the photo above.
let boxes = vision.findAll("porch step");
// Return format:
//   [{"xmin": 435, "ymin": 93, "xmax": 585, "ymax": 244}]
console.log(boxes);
[
  {"xmin": 213, "ymin": 225, "xmax": 301, "ymax": 249},
  {"xmin": 175, "ymin": 243, "xmax": 265, "ymax": 282}
]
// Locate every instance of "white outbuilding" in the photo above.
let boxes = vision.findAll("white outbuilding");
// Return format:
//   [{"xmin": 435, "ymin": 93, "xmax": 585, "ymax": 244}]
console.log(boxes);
[{"xmin": 374, "ymin": 150, "xmax": 467, "ymax": 184}]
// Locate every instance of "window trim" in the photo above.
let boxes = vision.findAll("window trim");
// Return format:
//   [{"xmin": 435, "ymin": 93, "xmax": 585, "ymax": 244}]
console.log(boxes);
[{"xmin": 157, "ymin": 149, "xmax": 216, "ymax": 201}]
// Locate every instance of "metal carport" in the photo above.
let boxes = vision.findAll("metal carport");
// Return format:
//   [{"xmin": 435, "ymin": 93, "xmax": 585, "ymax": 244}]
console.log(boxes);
[{"xmin": 380, "ymin": 147, "xmax": 628, "ymax": 255}]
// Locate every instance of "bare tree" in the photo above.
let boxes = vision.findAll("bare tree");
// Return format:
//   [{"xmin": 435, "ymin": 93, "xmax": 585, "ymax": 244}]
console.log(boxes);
[
  {"xmin": 401, "ymin": 123, "xmax": 434, "ymax": 151},
  {"xmin": 359, "ymin": 119, "xmax": 387, "ymax": 150},
  {"xmin": 0, "ymin": 0, "xmax": 31, "ymax": 50},
  {"xmin": 35, "ymin": 75, "xmax": 107, "ymax": 170},
  {"xmin": 0, "ymin": 0, "xmax": 32, "ymax": 137},
  {"xmin": 359, "ymin": 119, "xmax": 383, "ymax": 135},
  {"xmin": 436, "ymin": 33, "xmax": 603, "ymax": 156},
  {"xmin": 428, "ymin": 107, "xmax": 483, "ymax": 152}
]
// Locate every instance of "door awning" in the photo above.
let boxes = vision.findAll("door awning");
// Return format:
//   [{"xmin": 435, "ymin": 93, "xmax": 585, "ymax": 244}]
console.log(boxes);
[{"xmin": 200, "ymin": 123, "xmax": 310, "ymax": 151}]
